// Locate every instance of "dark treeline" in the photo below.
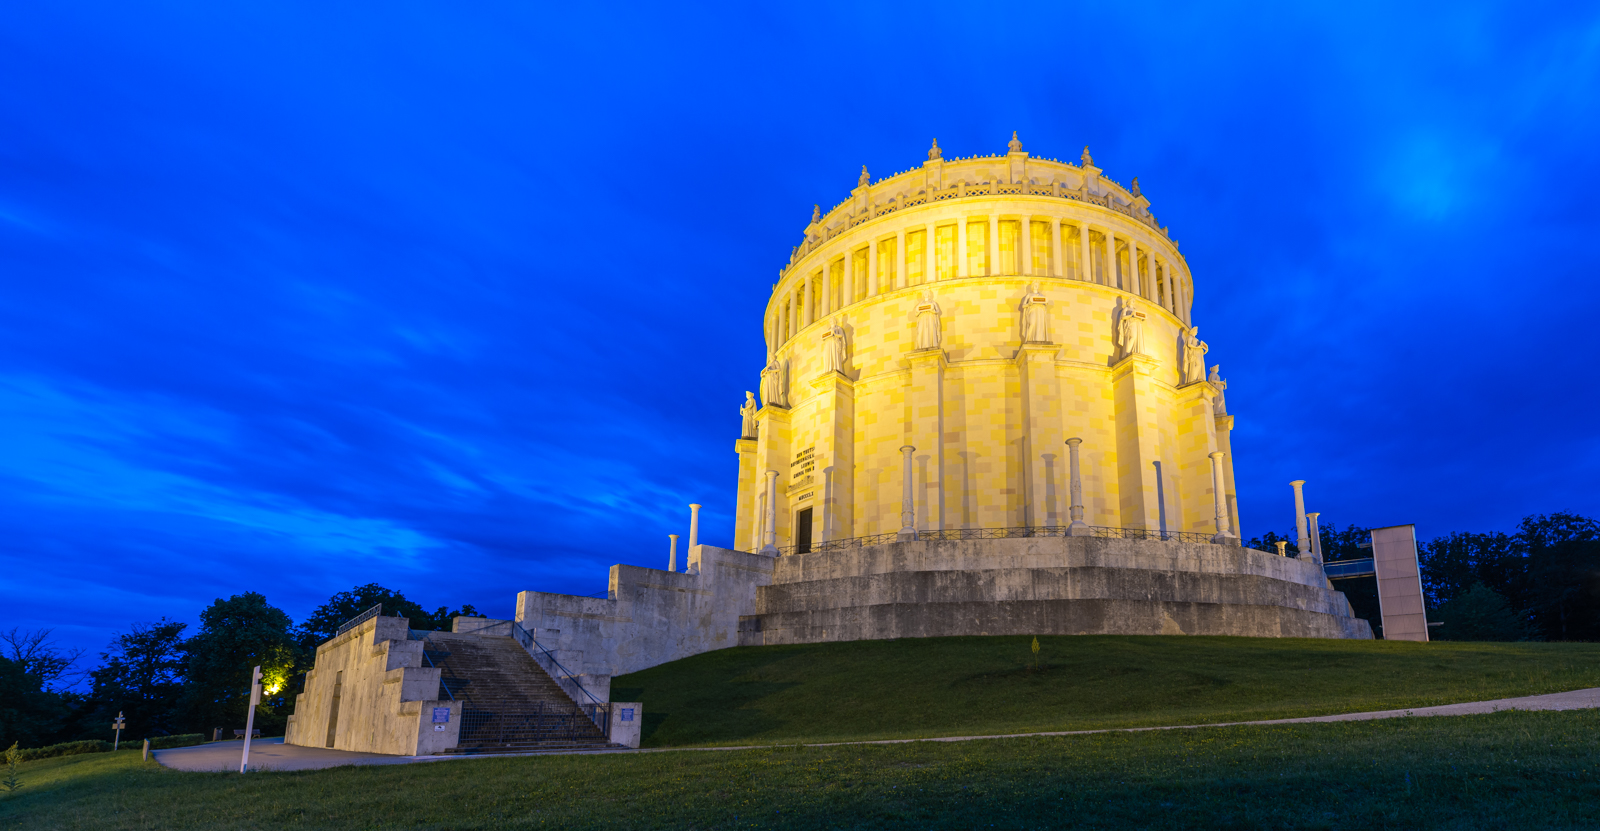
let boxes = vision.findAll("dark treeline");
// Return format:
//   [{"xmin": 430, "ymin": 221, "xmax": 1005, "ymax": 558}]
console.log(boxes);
[
  {"xmin": 0, "ymin": 583, "xmax": 477, "ymax": 751},
  {"xmin": 1245, "ymin": 512, "xmax": 1600, "ymax": 641}
]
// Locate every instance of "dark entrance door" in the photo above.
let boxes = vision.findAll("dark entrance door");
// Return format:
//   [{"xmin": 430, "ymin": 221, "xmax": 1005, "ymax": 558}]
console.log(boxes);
[{"xmin": 795, "ymin": 507, "xmax": 813, "ymax": 554}]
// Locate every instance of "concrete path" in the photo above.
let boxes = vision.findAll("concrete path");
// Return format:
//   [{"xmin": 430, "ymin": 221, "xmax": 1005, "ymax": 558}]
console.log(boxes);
[
  {"xmin": 152, "ymin": 688, "xmax": 1600, "ymax": 771},
  {"xmin": 153, "ymin": 738, "xmax": 452, "ymax": 772}
]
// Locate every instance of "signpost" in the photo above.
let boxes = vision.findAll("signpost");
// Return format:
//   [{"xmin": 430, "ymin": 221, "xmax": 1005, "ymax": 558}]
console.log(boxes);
[
  {"xmin": 112, "ymin": 712, "xmax": 125, "ymax": 751},
  {"xmin": 239, "ymin": 665, "xmax": 262, "ymax": 774}
]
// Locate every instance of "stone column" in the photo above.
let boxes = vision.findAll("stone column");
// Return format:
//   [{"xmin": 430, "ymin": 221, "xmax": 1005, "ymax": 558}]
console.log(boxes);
[
  {"xmin": 844, "ymin": 249, "xmax": 856, "ymax": 305},
  {"xmin": 688, "ymin": 503, "xmax": 701, "ymax": 549},
  {"xmin": 988, "ymin": 215, "xmax": 999, "ymax": 276},
  {"xmin": 789, "ymin": 288, "xmax": 798, "ymax": 341},
  {"xmin": 667, "ymin": 534, "xmax": 678, "ymax": 573},
  {"xmin": 1065, "ymin": 438, "xmax": 1091, "ymax": 535},
  {"xmin": 906, "ymin": 348, "xmax": 946, "ymax": 534},
  {"xmin": 1215, "ymin": 414, "xmax": 1240, "ymax": 540},
  {"xmin": 1208, "ymin": 452, "xmax": 1235, "ymax": 543},
  {"xmin": 895, "ymin": 229, "xmax": 906, "ymax": 291},
  {"xmin": 868, "ymin": 236, "xmax": 879, "ymax": 296},
  {"xmin": 762, "ymin": 470, "xmax": 780, "ymax": 554},
  {"xmin": 752, "ymin": 486, "xmax": 765, "ymax": 551},
  {"xmin": 1308, "ymin": 512, "xmax": 1323, "ymax": 560},
  {"xmin": 1106, "ymin": 229, "xmax": 1118, "ymax": 289},
  {"xmin": 1019, "ymin": 215, "xmax": 1032, "ymax": 276},
  {"xmin": 1017, "ymin": 343, "xmax": 1064, "ymax": 528},
  {"xmin": 1275, "ymin": 540, "xmax": 1288, "ymax": 557},
  {"xmin": 1152, "ymin": 460, "xmax": 1168, "ymax": 540},
  {"xmin": 1290, "ymin": 479, "xmax": 1310, "ymax": 559},
  {"xmin": 1051, "ymin": 218, "xmax": 1063, "ymax": 278},
  {"xmin": 1079, "ymin": 223, "xmax": 1093, "ymax": 284},
  {"xmin": 957, "ymin": 217, "xmax": 969, "ymax": 278},
  {"xmin": 897, "ymin": 445, "xmax": 917, "ymax": 540}
]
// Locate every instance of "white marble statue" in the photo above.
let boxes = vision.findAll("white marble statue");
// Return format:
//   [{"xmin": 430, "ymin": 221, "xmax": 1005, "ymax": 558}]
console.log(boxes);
[
  {"xmin": 1209, "ymin": 365, "xmax": 1228, "ymax": 415},
  {"xmin": 740, "ymin": 391, "xmax": 759, "ymax": 437},
  {"xmin": 821, "ymin": 318, "xmax": 849, "ymax": 374},
  {"xmin": 1114, "ymin": 299, "xmax": 1145, "ymax": 358},
  {"xmin": 1020, "ymin": 284, "xmax": 1051, "ymax": 343},
  {"xmin": 913, "ymin": 293, "xmax": 941, "ymax": 350},
  {"xmin": 1183, "ymin": 327, "xmax": 1209, "ymax": 385},
  {"xmin": 760, "ymin": 356, "xmax": 787, "ymax": 408}
]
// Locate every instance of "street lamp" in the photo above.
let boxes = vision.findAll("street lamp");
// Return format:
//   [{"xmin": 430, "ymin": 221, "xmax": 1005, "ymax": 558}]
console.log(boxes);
[{"xmin": 112, "ymin": 712, "xmax": 126, "ymax": 751}]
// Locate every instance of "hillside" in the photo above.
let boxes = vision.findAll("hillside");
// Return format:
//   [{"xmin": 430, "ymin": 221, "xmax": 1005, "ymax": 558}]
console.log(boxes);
[{"xmin": 610, "ymin": 635, "xmax": 1600, "ymax": 747}]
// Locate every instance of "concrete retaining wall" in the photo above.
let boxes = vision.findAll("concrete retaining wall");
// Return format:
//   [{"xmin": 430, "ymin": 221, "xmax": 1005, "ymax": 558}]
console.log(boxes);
[{"xmin": 284, "ymin": 615, "xmax": 461, "ymax": 755}]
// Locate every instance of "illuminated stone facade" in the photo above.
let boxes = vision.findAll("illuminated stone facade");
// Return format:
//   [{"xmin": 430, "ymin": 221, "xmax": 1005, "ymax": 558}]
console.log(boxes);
[{"xmin": 735, "ymin": 136, "xmax": 1239, "ymax": 554}]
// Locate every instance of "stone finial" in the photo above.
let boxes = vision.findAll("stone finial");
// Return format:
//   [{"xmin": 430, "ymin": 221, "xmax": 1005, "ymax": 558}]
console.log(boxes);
[
  {"xmin": 811, "ymin": 204, "xmax": 820, "ymax": 224},
  {"xmin": 1131, "ymin": 177, "xmax": 1142, "ymax": 198},
  {"xmin": 1081, "ymin": 146, "xmax": 1094, "ymax": 166},
  {"xmin": 928, "ymin": 138, "xmax": 942, "ymax": 160},
  {"xmin": 858, "ymin": 165, "xmax": 870, "ymax": 188},
  {"xmin": 1008, "ymin": 131, "xmax": 1023, "ymax": 154}
]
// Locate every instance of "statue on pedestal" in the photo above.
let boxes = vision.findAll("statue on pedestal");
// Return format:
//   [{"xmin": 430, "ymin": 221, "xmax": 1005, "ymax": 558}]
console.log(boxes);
[
  {"xmin": 740, "ymin": 392, "xmax": 759, "ymax": 438},
  {"xmin": 913, "ymin": 293, "xmax": 941, "ymax": 350},
  {"xmin": 760, "ymin": 356, "xmax": 787, "ymax": 409},
  {"xmin": 1209, "ymin": 366, "xmax": 1227, "ymax": 416},
  {"xmin": 1020, "ymin": 284, "xmax": 1051, "ymax": 343},
  {"xmin": 821, "ymin": 318, "xmax": 849, "ymax": 375},
  {"xmin": 1114, "ymin": 298, "xmax": 1145, "ymax": 359},
  {"xmin": 1183, "ymin": 327, "xmax": 1209, "ymax": 385}
]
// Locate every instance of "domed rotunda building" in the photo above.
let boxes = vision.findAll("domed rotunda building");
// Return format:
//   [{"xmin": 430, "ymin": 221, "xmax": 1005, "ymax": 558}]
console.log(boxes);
[{"xmin": 736, "ymin": 134, "xmax": 1236, "ymax": 554}]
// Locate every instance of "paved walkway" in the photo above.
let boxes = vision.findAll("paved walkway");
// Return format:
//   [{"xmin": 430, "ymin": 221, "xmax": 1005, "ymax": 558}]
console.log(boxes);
[{"xmin": 153, "ymin": 688, "xmax": 1600, "ymax": 771}]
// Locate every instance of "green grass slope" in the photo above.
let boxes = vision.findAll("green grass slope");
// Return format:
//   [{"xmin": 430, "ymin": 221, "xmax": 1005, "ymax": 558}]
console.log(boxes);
[
  {"xmin": 610, "ymin": 635, "xmax": 1600, "ymax": 747},
  {"xmin": 3, "ymin": 711, "xmax": 1598, "ymax": 830}
]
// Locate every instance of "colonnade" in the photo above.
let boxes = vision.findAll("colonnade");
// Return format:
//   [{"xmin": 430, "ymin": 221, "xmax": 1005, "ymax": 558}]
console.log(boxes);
[{"xmin": 771, "ymin": 212, "xmax": 1190, "ymax": 352}]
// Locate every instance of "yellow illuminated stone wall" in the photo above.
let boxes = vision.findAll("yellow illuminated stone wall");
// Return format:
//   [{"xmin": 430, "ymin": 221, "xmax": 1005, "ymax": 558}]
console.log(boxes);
[{"xmin": 736, "ymin": 138, "xmax": 1239, "ymax": 552}]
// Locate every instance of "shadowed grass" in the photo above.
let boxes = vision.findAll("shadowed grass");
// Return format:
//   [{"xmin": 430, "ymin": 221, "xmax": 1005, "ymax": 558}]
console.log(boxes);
[
  {"xmin": 609, "ymin": 636, "xmax": 1600, "ymax": 747},
  {"xmin": 2, "ymin": 710, "xmax": 1597, "ymax": 829}
]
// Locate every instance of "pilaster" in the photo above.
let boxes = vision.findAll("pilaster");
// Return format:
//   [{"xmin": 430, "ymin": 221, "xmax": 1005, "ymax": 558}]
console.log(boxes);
[
  {"xmin": 1111, "ymin": 353, "xmax": 1163, "ymax": 530},
  {"xmin": 1215, "ymin": 413, "xmax": 1240, "ymax": 538},
  {"xmin": 1174, "ymin": 379, "xmax": 1221, "ymax": 534},
  {"xmin": 1016, "ymin": 343, "xmax": 1064, "ymax": 527},
  {"xmin": 754, "ymin": 406, "xmax": 792, "ymax": 549},
  {"xmin": 807, "ymin": 371, "xmax": 855, "ymax": 543},
  {"xmin": 905, "ymin": 348, "xmax": 946, "ymax": 533},
  {"xmin": 734, "ymin": 438, "xmax": 758, "ymax": 551}
]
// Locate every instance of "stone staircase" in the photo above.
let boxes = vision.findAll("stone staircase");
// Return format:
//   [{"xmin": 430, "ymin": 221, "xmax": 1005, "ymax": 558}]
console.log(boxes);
[{"xmin": 422, "ymin": 632, "xmax": 613, "ymax": 753}]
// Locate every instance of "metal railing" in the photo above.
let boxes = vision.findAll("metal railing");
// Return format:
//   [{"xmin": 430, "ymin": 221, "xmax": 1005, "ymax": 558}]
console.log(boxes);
[
  {"xmin": 503, "ymin": 619, "xmax": 612, "ymax": 739},
  {"xmin": 457, "ymin": 701, "xmax": 608, "ymax": 748},
  {"xmin": 335, "ymin": 603, "xmax": 383, "ymax": 637},
  {"xmin": 747, "ymin": 523, "xmax": 1224, "ymax": 557}
]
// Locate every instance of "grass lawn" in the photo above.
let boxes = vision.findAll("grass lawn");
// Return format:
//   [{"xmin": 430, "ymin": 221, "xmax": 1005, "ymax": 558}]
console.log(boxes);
[
  {"xmin": 2, "ymin": 710, "xmax": 1597, "ymax": 829},
  {"xmin": 610, "ymin": 636, "xmax": 1600, "ymax": 747}
]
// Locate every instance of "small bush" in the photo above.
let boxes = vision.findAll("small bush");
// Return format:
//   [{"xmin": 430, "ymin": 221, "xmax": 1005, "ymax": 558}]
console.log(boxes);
[
  {"xmin": 146, "ymin": 734, "xmax": 205, "ymax": 750},
  {"xmin": 16, "ymin": 741, "xmax": 112, "ymax": 762}
]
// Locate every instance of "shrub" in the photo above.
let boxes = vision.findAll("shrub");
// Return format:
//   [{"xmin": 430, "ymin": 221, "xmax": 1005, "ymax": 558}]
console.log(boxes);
[
  {"xmin": 16, "ymin": 740, "xmax": 112, "ymax": 762},
  {"xmin": 146, "ymin": 734, "xmax": 205, "ymax": 750}
]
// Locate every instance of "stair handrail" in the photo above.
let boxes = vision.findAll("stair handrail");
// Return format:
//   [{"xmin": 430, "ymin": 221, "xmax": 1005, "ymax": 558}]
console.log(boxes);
[
  {"xmin": 508, "ymin": 620, "xmax": 606, "ymax": 708},
  {"xmin": 335, "ymin": 603, "xmax": 383, "ymax": 636},
  {"xmin": 420, "ymin": 644, "xmax": 455, "ymax": 701}
]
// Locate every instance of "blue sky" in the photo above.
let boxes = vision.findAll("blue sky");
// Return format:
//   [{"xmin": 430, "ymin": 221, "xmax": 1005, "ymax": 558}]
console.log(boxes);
[{"xmin": 3, "ymin": 2, "xmax": 1598, "ymax": 661}]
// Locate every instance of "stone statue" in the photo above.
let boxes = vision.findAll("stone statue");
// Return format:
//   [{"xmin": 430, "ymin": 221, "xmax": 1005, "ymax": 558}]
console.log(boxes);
[
  {"xmin": 810, "ymin": 204, "xmax": 820, "ymax": 224},
  {"xmin": 821, "ymin": 318, "xmax": 848, "ymax": 374},
  {"xmin": 1020, "ymin": 284, "xmax": 1051, "ymax": 343},
  {"xmin": 858, "ymin": 165, "xmax": 870, "ymax": 188},
  {"xmin": 1131, "ymin": 176, "xmax": 1142, "ymax": 198},
  {"xmin": 1209, "ymin": 366, "xmax": 1227, "ymax": 416},
  {"xmin": 1008, "ymin": 131, "xmax": 1023, "ymax": 154},
  {"xmin": 740, "ymin": 391, "xmax": 759, "ymax": 438},
  {"xmin": 1081, "ymin": 146, "xmax": 1094, "ymax": 167},
  {"xmin": 760, "ymin": 356, "xmax": 788, "ymax": 408},
  {"xmin": 913, "ymin": 293, "xmax": 941, "ymax": 350},
  {"xmin": 928, "ymin": 138, "xmax": 942, "ymax": 160},
  {"xmin": 1183, "ymin": 327, "xmax": 1209, "ymax": 385},
  {"xmin": 1114, "ymin": 299, "xmax": 1145, "ymax": 358}
]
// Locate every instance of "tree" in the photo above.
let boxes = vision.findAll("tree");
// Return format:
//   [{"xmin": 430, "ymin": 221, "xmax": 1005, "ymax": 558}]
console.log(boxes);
[
  {"xmin": 1419, "ymin": 531, "xmax": 1521, "ymax": 610},
  {"xmin": 297, "ymin": 583, "xmax": 479, "ymax": 650},
  {"xmin": 1432, "ymin": 583, "xmax": 1534, "ymax": 641},
  {"xmin": 182, "ymin": 593, "xmax": 301, "ymax": 735},
  {"xmin": 0, "ymin": 629, "xmax": 81, "ymax": 748},
  {"xmin": 82, "ymin": 619, "xmax": 189, "ymax": 739}
]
